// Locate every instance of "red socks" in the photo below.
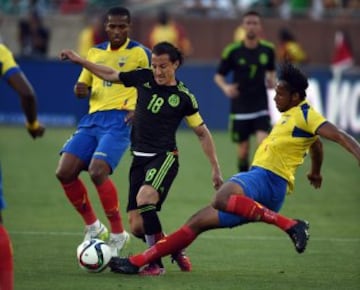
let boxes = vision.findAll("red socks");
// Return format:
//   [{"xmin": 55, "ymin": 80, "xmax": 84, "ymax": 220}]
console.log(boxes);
[
  {"xmin": 62, "ymin": 178, "xmax": 124, "ymax": 233},
  {"xmin": 0, "ymin": 225, "xmax": 13, "ymax": 290},
  {"xmin": 130, "ymin": 225, "xmax": 197, "ymax": 267},
  {"xmin": 61, "ymin": 178, "xmax": 97, "ymax": 225},
  {"xmin": 128, "ymin": 195, "xmax": 295, "ymax": 268},
  {"xmin": 225, "ymin": 194, "xmax": 296, "ymax": 231},
  {"xmin": 96, "ymin": 179, "xmax": 124, "ymax": 233}
]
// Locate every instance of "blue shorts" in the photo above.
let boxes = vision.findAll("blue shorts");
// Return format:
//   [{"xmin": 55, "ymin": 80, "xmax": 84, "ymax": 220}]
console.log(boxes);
[
  {"xmin": 218, "ymin": 166, "xmax": 287, "ymax": 228},
  {"xmin": 0, "ymin": 165, "xmax": 5, "ymax": 210},
  {"xmin": 60, "ymin": 110, "xmax": 131, "ymax": 172}
]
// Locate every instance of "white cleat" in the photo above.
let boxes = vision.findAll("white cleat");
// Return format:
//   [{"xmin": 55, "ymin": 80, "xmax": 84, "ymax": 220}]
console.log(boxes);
[
  {"xmin": 108, "ymin": 231, "xmax": 131, "ymax": 257},
  {"xmin": 84, "ymin": 221, "xmax": 109, "ymax": 242}
]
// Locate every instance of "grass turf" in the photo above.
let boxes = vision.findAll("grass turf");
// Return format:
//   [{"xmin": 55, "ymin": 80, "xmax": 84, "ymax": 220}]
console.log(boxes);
[{"xmin": 0, "ymin": 126, "xmax": 359, "ymax": 290}]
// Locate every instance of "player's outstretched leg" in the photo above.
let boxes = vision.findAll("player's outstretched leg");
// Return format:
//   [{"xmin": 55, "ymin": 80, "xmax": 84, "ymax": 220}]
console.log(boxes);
[
  {"xmin": 286, "ymin": 219, "xmax": 310, "ymax": 253},
  {"xmin": 109, "ymin": 225, "xmax": 198, "ymax": 275},
  {"xmin": 219, "ymin": 194, "xmax": 311, "ymax": 253}
]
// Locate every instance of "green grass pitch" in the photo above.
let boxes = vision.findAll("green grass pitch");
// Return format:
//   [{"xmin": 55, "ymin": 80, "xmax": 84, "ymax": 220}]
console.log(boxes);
[{"xmin": 0, "ymin": 126, "xmax": 359, "ymax": 290}]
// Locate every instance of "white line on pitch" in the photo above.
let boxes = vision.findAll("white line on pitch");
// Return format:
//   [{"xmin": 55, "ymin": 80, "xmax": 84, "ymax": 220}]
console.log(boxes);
[{"xmin": 8, "ymin": 230, "xmax": 360, "ymax": 243}]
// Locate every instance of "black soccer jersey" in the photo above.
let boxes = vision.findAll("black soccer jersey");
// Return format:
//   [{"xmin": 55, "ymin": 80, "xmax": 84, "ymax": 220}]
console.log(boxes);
[
  {"xmin": 119, "ymin": 69, "xmax": 200, "ymax": 153},
  {"xmin": 216, "ymin": 40, "xmax": 275, "ymax": 114}
]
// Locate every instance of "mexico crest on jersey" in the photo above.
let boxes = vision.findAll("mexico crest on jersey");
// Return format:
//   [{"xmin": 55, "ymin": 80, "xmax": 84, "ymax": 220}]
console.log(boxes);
[{"xmin": 168, "ymin": 94, "xmax": 180, "ymax": 107}]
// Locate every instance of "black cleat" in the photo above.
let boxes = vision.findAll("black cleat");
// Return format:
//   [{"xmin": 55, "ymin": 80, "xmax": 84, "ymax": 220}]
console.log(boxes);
[
  {"xmin": 286, "ymin": 219, "xmax": 310, "ymax": 254},
  {"xmin": 109, "ymin": 257, "xmax": 139, "ymax": 274}
]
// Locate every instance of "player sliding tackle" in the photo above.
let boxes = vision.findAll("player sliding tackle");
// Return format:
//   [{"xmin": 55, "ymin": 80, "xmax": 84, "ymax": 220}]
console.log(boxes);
[{"xmin": 107, "ymin": 62, "xmax": 360, "ymax": 275}]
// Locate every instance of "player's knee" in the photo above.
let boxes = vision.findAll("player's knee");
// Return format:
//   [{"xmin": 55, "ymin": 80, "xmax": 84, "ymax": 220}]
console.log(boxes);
[
  {"xmin": 211, "ymin": 198, "xmax": 220, "ymax": 211},
  {"xmin": 88, "ymin": 160, "xmax": 111, "ymax": 184},
  {"xmin": 88, "ymin": 167, "xmax": 107, "ymax": 184},
  {"xmin": 55, "ymin": 167, "xmax": 74, "ymax": 184},
  {"xmin": 136, "ymin": 188, "xmax": 159, "ymax": 206},
  {"xmin": 211, "ymin": 183, "xmax": 238, "ymax": 212},
  {"xmin": 130, "ymin": 228, "xmax": 145, "ymax": 241},
  {"xmin": 211, "ymin": 194, "xmax": 227, "ymax": 212}
]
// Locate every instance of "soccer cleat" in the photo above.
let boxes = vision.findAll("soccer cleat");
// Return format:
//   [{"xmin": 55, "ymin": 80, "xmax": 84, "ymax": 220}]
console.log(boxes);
[
  {"xmin": 108, "ymin": 231, "xmax": 131, "ymax": 257},
  {"xmin": 171, "ymin": 251, "xmax": 192, "ymax": 272},
  {"xmin": 109, "ymin": 257, "xmax": 139, "ymax": 274},
  {"xmin": 286, "ymin": 219, "xmax": 310, "ymax": 253},
  {"xmin": 83, "ymin": 221, "xmax": 109, "ymax": 242},
  {"xmin": 139, "ymin": 263, "xmax": 166, "ymax": 276}
]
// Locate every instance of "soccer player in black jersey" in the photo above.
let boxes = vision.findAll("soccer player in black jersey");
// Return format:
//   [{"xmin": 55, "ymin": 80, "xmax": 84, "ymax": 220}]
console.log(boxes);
[
  {"xmin": 60, "ymin": 41, "xmax": 223, "ymax": 276},
  {"xmin": 214, "ymin": 10, "xmax": 276, "ymax": 172}
]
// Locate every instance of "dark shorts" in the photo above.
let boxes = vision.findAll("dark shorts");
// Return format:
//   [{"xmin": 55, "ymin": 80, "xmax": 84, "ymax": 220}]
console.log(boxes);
[
  {"xmin": 230, "ymin": 115, "xmax": 271, "ymax": 142},
  {"xmin": 127, "ymin": 151, "xmax": 179, "ymax": 212}
]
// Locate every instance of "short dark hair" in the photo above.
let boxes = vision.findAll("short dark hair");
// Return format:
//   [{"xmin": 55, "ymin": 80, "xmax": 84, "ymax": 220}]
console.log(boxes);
[
  {"xmin": 242, "ymin": 10, "xmax": 261, "ymax": 19},
  {"xmin": 106, "ymin": 7, "xmax": 131, "ymax": 23},
  {"xmin": 279, "ymin": 28, "xmax": 295, "ymax": 42},
  {"xmin": 152, "ymin": 42, "xmax": 184, "ymax": 67},
  {"xmin": 278, "ymin": 63, "xmax": 308, "ymax": 99}
]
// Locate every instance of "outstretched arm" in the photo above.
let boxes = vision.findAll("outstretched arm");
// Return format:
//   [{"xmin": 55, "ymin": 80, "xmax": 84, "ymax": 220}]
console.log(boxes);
[
  {"xmin": 317, "ymin": 122, "xmax": 360, "ymax": 166},
  {"xmin": 60, "ymin": 49, "xmax": 121, "ymax": 83},
  {"xmin": 307, "ymin": 138, "xmax": 323, "ymax": 188},
  {"xmin": 192, "ymin": 124, "xmax": 223, "ymax": 189}
]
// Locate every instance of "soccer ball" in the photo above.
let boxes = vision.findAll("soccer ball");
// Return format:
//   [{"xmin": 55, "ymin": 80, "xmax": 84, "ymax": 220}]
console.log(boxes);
[{"xmin": 76, "ymin": 239, "xmax": 112, "ymax": 273}]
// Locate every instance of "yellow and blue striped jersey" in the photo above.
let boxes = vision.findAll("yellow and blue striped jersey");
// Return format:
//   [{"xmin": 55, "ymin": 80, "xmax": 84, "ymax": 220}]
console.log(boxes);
[
  {"xmin": 0, "ymin": 44, "xmax": 21, "ymax": 80},
  {"xmin": 79, "ymin": 38, "xmax": 151, "ymax": 113},
  {"xmin": 252, "ymin": 101, "xmax": 327, "ymax": 193}
]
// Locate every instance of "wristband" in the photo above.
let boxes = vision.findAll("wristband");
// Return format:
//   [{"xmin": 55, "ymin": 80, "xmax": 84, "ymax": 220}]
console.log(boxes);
[{"xmin": 26, "ymin": 120, "xmax": 40, "ymax": 130}]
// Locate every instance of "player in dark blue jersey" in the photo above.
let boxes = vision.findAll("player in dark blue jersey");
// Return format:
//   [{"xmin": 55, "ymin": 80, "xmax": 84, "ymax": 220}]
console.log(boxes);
[
  {"xmin": 214, "ymin": 10, "xmax": 276, "ymax": 172},
  {"xmin": 60, "ymin": 41, "xmax": 223, "ymax": 275}
]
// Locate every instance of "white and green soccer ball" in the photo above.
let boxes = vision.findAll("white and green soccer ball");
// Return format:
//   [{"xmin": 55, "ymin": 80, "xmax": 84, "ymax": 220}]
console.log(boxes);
[{"xmin": 76, "ymin": 239, "xmax": 112, "ymax": 273}]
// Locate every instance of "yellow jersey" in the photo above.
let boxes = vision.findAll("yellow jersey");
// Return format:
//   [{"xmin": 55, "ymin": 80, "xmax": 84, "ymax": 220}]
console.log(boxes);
[
  {"xmin": 285, "ymin": 41, "xmax": 307, "ymax": 64},
  {"xmin": 148, "ymin": 22, "xmax": 192, "ymax": 55},
  {"xmin": 0, "ymin": 44, "xmax": 21, "ymax": 79},
  {"xmin": 77, "ymin": 26, "xmax": 95, "ymax": 58},
  {"xmin": 78, "ymin": 38, "xmax": 151, "ymax": 113},
  {"xmin": 252, "ymin": 101, "xmax": 327, "ymax": 193}
]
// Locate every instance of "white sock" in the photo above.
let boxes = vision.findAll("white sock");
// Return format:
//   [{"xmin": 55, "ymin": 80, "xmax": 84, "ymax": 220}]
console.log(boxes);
[
  {"xmin": 110, "ymin": 233, "xmax": 120, "ymax": 240},
  {"xmin": 110, "ymin": 231, "xmax": 127, "ymax": 239},
  {"xmin": 87, "ymin": 219, "xmax": 100, "ymax": 229}
]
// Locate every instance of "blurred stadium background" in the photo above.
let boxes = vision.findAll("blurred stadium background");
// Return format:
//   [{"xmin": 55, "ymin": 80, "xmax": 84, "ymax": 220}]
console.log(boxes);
[
  {"xmin": 0, "ymin": 0, "xmax": 359, "ymax": 136},
  {"xmin": 1, "ymin": 2, "xmax": 359, "ymax": 289}
]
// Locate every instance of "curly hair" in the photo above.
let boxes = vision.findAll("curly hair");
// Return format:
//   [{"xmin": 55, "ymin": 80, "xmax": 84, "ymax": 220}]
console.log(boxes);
[{"xmin": 278, "ymin": 63, "xmax": 308, "ymax": 99}]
